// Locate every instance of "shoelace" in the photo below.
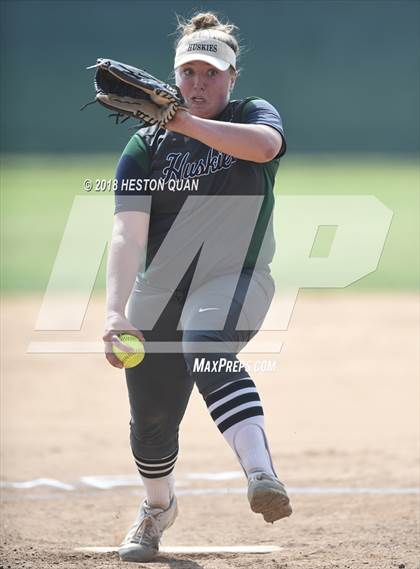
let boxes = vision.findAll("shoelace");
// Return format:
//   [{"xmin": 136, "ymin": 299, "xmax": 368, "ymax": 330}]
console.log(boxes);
[
  {"xmin": 257, "ymin": 473, "xmax": 273, "ymax": 480},
  {"xmin": 250, "ymin": 472, "xmax": 278, "ymax": 483},
  {"xmin": 130, "ymin": 515, "xmax": 160, "ymax": 546}
]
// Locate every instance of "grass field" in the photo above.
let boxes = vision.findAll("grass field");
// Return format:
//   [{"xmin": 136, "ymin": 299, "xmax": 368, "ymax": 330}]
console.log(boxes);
[{"xmin": 1, "ymin": 154, "xmax": 418, "ymax": 292}]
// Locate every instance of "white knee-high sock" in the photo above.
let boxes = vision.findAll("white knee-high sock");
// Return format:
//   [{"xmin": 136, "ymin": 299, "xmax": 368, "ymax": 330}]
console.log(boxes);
[
  {"xmin": 133, "ymin": 450, "xmax": 177, "ymax": 509},
  {"xmin": 140, "ymin": 472, "xmax": 175, "ymax": 510},
  {"xmin": 204, "ymin": 378, "xmax": 277, "ymax": 478}
]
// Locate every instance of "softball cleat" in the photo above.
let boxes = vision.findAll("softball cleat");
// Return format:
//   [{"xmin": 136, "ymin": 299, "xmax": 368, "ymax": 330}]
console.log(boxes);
[
  {"xmin": 118, "ymin": 495, "xmax": 178, "ymax": 562},
  {"xmin": 248, "ymin": 472, "xmax": 292, "ymax": 523}
]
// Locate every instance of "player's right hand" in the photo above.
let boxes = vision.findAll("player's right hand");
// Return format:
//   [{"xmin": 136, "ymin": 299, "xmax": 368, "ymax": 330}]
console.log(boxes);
[{"xmin": 103, "ymin": 313, "xmax": 145, "ymax": 369}]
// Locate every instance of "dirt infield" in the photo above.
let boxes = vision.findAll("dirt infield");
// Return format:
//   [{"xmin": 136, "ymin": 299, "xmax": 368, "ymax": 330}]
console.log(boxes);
[{"xmin": 1, "ymin": 293, "xmax": 419, "ymax": 568}]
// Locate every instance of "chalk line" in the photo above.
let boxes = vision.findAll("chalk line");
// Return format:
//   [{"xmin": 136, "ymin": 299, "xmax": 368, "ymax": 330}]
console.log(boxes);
[
  {"xmin": 75, "ymin": 545, "xmax": 282, "ymax": 554},
  {"xmin": 0, "ymin": 478, "xmax": 75, "ymax": 491},
  {"xmin": 2, "ymin": 474, "xmax": 419, "ymax": 496}
]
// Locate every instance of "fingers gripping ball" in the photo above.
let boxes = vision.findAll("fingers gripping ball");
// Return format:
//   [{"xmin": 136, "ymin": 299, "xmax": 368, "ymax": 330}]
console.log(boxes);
[{"xmin": 112, "ymin": 334, "xmax": 145, "ymax": 368}]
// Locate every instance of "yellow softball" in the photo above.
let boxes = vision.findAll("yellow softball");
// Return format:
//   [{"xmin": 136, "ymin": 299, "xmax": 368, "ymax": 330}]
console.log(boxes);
[{"xmin": 112, "ymin": 333, "xmax": 145, "ymax": 368}]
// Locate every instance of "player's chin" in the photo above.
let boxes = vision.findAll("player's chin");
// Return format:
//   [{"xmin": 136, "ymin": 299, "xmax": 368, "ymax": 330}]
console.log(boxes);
[{"xmin": 188, "ymin": 101, "xmax": 213, "ymax": 119}]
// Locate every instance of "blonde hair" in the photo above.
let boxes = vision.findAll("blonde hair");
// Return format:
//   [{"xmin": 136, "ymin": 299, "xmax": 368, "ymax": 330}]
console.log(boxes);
[{"xmin": 175, "ymin": 11, "xmax": 240, "ymax": 60}]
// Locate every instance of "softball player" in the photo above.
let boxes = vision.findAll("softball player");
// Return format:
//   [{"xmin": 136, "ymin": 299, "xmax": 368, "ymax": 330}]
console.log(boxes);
[{"xmin": 103, "ymin": 12, "xmax": 292, "ymax": 563}]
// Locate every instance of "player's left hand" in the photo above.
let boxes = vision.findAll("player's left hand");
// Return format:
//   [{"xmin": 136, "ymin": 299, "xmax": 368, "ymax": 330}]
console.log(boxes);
[{"xmin": 83, "ymin": 58, "xmax": 185, "ymax": 128}]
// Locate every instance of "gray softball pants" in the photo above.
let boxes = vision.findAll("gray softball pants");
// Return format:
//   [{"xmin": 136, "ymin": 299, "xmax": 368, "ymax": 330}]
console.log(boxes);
[{"xmin": 125, "ymin": 269, "xmax": 275, "ymax": 462}]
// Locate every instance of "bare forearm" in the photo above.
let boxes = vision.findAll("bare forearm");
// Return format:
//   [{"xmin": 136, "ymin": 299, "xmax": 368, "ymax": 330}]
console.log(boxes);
[
  {"xmin": 106, "ymin": 234, "xmax": 144, "ymax": 316},
  {"xmin": 166, "ymin": 112, "xmax": 282, "ymax": 162}
]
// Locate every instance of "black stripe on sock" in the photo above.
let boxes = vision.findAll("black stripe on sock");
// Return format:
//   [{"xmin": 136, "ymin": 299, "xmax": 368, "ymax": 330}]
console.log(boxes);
[
  {"xmin": 138, "ymin": 464, "xmax": 176, "ymax": 479},
  {"xmin": 217, "ymin": 406, "xmax": 264, "ymax": 433},
  {"xmin": 134, "ymin": 456, "xmax": 177, "ymax": 472},
  {"xmin": 133, "ymin": 449, "xmax": 178, "ymax": 465},
  {"xmin": 210, "ymin": 392, "xmax": 261, "ymax": 421},
  {"xmin": 205, "ymin": 379, "xmax": 254, "ymax": 407}
]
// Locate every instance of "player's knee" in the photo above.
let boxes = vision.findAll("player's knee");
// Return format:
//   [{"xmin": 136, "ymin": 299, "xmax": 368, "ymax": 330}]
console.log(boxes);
[
  {"xmin": 129, "ymin": 418, "xmax": 179, "ymax": 460},
  {"xmin": 182, "ymin": 329, "xmax": 221, "ymax": 375},
  {"xmin": 182, "ymin": 330, "xmax": 246, "ymax": 397}
]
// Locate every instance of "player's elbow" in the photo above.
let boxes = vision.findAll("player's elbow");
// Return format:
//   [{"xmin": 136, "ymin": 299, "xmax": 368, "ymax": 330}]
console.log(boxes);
[
  {"xmin": 263, "ymin": 140, "xmax": 282, "ymax": 162},
  {"xmin": 253, "ymin": 139, "xmax": 282, "ymax": 163},
  {"xmin": 253, "ymin": 128, "xmax": 283, "ymax": 163},
  {"xmin": 111, "ymin": 230, "xmax": 144, "ymax": 252},
  {"xmin": 113, "ymin": 211, "xmax": 149, "ymax": 249}
]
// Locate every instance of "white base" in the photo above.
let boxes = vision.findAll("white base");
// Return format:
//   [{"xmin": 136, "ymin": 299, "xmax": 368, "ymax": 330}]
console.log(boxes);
[{"xmin": 75, "ymin": 545, "xmax": 282, "ymax": 554}]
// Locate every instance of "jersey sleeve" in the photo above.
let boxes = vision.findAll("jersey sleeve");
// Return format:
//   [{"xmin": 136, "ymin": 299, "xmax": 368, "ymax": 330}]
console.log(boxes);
[
  {"xmin": 241, "ymin": 98, "xmax": 287, "ymax": 159},
  {"xmin": 114, "ymin": 133, "xmax": 152, "ymax": 215}
]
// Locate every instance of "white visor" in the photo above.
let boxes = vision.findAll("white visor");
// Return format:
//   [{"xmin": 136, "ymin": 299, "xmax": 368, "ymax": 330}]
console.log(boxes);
[{"xmin": 175, "ymin": 34, "xmax": 236, "ymax": 71}]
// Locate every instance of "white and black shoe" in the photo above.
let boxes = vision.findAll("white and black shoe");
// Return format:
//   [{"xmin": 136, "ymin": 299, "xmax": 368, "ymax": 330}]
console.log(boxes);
[
  {"xmin": 118, "ymin": 495, "xmax": 178, "ymax": 562},
  {"xmin": 248, "ymin": 472, "xmax": 292, "ymax": 523}
]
